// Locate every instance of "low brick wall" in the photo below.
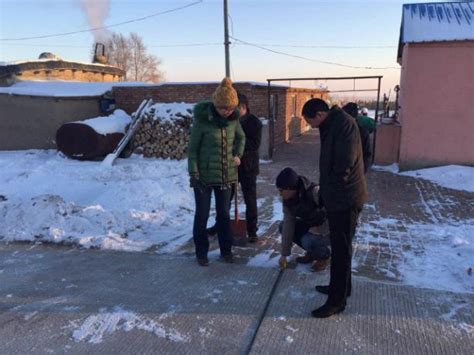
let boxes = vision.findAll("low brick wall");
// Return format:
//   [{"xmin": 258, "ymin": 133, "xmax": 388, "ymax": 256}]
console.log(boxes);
[{"xmin": 112, "ymin": 82, "xmax": 326, "ymax": 150}]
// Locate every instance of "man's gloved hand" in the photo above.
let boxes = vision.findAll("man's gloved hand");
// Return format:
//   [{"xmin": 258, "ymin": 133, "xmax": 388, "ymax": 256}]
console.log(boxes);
[{"xmin": 279, "ymin": 256, "xmax": 288, "ymax": 270}]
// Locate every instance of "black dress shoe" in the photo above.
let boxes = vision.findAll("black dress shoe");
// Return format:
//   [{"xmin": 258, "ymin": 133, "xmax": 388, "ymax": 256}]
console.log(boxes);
[
  {"xmin": 315, "ymin": 285, "xmax": 329, "ymax": 294},
  {"xmin": 315, "ymin": 285, "xmax": 351, "ymax": 297},
  {"xmin": 311, "ymin": 303, "xmax": 346, "ymax": 318},
  {"xmin": 197, "ymin": 258, "xmax": 209, "ymax": 266}
]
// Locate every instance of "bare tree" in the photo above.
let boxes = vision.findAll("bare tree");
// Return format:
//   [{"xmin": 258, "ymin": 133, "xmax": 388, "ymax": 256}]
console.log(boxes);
[{"xmin": 92, "ymin": 32, "xmax": 164, "ymax": 82}]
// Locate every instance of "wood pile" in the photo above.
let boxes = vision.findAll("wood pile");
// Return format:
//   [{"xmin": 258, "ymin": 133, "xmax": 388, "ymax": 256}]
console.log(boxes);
[{"xmin": 132, "ymin": 103, "xmax": 194, "ymax": 160}]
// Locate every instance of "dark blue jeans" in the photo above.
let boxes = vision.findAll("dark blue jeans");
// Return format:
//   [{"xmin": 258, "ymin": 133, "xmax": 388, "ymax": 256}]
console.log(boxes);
[
  {"xmin": 278, "ymin": 220, "xmax": 330, "ymax": 260},
  {"xmin": 193, "ymin": 186, "xmax": 232, "ymax": 259}
]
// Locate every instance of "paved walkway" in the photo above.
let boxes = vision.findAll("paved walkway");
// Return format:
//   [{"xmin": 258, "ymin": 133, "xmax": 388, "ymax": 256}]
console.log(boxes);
[
  {"xmin": 1, "ymin": 244, "xmax": 472, "ymax": 354},
  {"xmin": 1, "ymin": 130, "xmax": 473, "ymax": 353}
]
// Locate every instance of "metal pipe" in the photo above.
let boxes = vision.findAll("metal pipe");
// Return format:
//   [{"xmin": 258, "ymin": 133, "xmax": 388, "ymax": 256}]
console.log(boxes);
[
  {"xmin": 268, "ymin": 76, "xmax": 382, "ymax": 82},
  {"xmin": 328, "ymin": 89, "xmax": 380, "ymax": 93},
  {"xmin": 267, "ymin": 80, "xmax": 274, "ymax": 159},
  {"xmin": 223, "ymin": 0, "xmax": 230, "ymax": 77},
  {"xmin": 372, "ymin": 77, "xmax": 382, "ymax": 165}
]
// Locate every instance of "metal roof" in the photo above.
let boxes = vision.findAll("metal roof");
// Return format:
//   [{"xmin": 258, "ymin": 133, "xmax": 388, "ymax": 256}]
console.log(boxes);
[{"xmin": 401, "ymin": 2, "xmax": 474, "ymax": 43}]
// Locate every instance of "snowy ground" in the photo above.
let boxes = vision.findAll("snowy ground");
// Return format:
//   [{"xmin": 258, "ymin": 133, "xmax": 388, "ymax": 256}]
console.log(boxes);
[
  {"xmin": 0, "ymin": 152, "xmax": 473, "ymax": 294},
  {"xmin": 0, "ymin": 151, "xmax": 194, "ymax": 253},
  {"xmin": 373, "ymin": 163, "xmax": 474, "ymax": 192}
]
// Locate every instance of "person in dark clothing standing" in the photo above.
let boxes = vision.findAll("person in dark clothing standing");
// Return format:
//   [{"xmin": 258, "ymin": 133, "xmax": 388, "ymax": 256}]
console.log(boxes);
[
  {"xmin": 207, "ymin": 93, "xmax": 262, "ymax": 242},
  {"xmin": 302, "ymin": 98, "xmax": 368, "ymax": 318},
  {"xmin": 236, "ymin": 93, "xmax": 262, "ymax": 242},
  {"xmin": 342, "ymin": 102, "xmax": 372, "ymax": 173}
]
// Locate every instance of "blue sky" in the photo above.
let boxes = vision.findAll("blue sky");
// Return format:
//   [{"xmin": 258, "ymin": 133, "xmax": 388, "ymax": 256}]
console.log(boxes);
[{"xmin": 0, "ymin": 0, "xmax": 452, "ymax": 96}]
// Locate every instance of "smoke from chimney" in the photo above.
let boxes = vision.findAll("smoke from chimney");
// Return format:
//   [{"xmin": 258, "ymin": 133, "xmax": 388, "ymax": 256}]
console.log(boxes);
[{"xmin": 79, "ymin": 0, "xmax": 111, "ymax": 43}]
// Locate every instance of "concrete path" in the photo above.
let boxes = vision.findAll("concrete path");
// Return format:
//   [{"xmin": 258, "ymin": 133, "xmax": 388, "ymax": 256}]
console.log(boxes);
[
  {"xmin": 1, "ymin": 243, "xmax": 472, "ymax": 354},
  {"xmin": 1, "ymin": 130, "xmax": 473, "ymax": 353}
]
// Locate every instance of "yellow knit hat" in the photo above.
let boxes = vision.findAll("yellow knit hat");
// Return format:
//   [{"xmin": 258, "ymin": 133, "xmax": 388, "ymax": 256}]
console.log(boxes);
[{"xmin": 212, "ymin": 77, "xmax": 238, "ymax": 108}]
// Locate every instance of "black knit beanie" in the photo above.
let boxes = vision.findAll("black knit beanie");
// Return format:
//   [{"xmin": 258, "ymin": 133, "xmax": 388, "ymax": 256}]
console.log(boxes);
[{"xmin": 276, "ymin": 167, "xmax": 299, "ymax": 190}]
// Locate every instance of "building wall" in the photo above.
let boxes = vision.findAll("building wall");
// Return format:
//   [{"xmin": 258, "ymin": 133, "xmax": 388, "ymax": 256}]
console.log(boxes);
[
  {"xmin": 398, "ymin": 41, "xmax": 474, "ymax": 169},
  {"xmin": 0, "ymin": 61, "xmax": 125, "ymax": 86},
  {"xmin": 14, "ymin": 69, "xmax": 122, "ymax": 82},
  {"xmin": 112, "ymin": 83, "xmax": 325, "ymax": 147},
  {"xmin": 374, "ymin": 123, "xmax": 401, "ymax": 165},
  {"xmin": 0, "ymin": 94, "xmax": 101, "ymax": 150}
]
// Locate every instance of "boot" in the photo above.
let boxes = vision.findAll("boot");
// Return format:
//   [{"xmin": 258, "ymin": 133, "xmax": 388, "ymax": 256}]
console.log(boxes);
[
  {"xmin": 220, "ymin": 254, "xmax": 234, "ymax": 263},
  {"xmin": 295, "ymin": 252, "xmax": 314, "ymax": 264},
  {"xmin": 311, "ymin": 258, "xmax": 330, "ymax": 272},
  {"xmin": 248, "ymin": 233, "xmax": 258, "ymax": 243},
  {"xmin": 206, "ymin": 225, "xmax": 217, "ymax": 236},
  {"xmin": 311, "ymin": 303, "xmax": 346, "ymax": 318},
  {"xmin": 315, "ymin": 285, "xmax": 351, "ymax": 297},
  {"xmin": 197, "ymin": 257, "xmax": 209, "ymax": 267}
]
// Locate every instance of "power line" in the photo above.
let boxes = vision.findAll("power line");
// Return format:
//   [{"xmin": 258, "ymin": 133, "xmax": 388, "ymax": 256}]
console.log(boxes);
[
  {"xmin": 150, "ymin": 42, "xmax": 221, "ymax": 48},
  {"xmin": 1, "ymin": 41, "xmax": 395, "ymax": 50},
  {"xmin": 1, "ymin": 42, "xmax": 222, "ymax": 48},
  {"xmin": 0, "ymin": 0, "xmax": 203, "ymax": 41},
  {"xmin": 230, "ymin": 36, "xmax": 400, "ymax": 70},
  {"xmin": 239, "ymin": 43, "xmax": 396, "ymax": 49}
]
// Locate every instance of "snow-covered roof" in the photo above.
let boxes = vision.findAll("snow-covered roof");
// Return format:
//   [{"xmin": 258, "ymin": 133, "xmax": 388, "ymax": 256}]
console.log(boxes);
[
  {"xmin": 0, "ymin": 80, "xmax": 153, "ymax": 97},
  {"xmin": 401, "ymin": 2, "xmax": 474, "ymax": 44}
]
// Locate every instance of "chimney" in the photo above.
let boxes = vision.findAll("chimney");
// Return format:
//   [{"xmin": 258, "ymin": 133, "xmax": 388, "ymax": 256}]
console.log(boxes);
[{"xmin": 93, "ymin": 43, "xmax": 108, "ymax": 64}]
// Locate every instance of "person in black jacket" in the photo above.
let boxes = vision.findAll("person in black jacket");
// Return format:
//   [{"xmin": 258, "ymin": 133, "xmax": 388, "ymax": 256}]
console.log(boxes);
[
  {"xmin": 207, "ymin": 93, "xmax": 263, "ymax": 242},
  {"xmin": 302, "ymin": 98, "xmax": 368, "ymax": 318},
  {"xmin": 275, "ymin": 168, "xmax": 329, "ymax": 272},
  {"xmin": 342, "ymin": 102, "xmax": 372, "ymax": 173}
]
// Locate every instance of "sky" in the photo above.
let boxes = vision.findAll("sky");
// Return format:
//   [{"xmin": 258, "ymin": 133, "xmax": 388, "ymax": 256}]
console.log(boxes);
[{"xmin": 0, "ymin": 0, "xmax": 457, "ymax": 97}]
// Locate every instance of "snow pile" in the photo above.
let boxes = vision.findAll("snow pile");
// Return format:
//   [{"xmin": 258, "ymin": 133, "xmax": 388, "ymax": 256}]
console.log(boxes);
[
  {"xmin": 72, "ymin": 306, "xmax": 189, "ymax": 344},
  {"xmin": 147, "ymin": 102, "xmax": 194, "ymax": 123},
  {"xmin": 400, "ymin": 165, "xmax": 474, "ymax": 193},
  {"xmin": 0, "ymin": 151, "xmax": 194, "ymax": 252},
  {"xmin": 78, "ymin": 109, "xmax": 131, "ymax": 135}
]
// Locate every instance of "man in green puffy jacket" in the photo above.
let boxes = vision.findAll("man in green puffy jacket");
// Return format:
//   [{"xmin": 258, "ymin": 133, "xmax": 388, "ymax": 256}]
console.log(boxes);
[{"xmin": 187, "ymin": 78, "xmax": 246, "ymax": 266}]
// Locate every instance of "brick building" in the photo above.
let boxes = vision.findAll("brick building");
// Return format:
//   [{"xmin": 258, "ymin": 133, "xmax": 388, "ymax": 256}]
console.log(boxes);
[
  {"xmin": 0, "ymin": 59, "xmax": 124, "ymax": 87},
  {"xmin": 112, "ymin": 81, "xmax": 327, "ymax": 146}
]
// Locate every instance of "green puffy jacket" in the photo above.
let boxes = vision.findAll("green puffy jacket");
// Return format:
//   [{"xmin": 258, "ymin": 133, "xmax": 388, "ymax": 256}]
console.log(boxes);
[{"xmin": 187, "ymin": 101, "xmax": 246, "ymax": 185}]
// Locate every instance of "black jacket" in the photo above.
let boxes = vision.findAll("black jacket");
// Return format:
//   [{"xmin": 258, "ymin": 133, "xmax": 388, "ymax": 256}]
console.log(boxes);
[
  {"xmin": 319, "ymin": 107, "xmax": 368, "ymax": 212},
  {"xmin": 281, "ymin": 176, "xmax": 326, "ymax": 256},
  {"xmin": 238, "ymin": 113, "xmax": 263, "ymax": 177},
  {"xmin": 357, "ymin": 123, "xmax": 372, "ymax": 173}
]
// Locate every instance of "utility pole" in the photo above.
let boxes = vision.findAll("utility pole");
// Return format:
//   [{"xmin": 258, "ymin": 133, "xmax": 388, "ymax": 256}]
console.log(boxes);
[{"xmin": 223, "ymin": 0, "xmax": 231, "ymax": 78}]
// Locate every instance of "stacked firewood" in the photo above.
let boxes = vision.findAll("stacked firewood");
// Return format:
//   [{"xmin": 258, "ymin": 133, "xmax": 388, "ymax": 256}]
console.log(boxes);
[{"xmin": 132, "ymin": 103, "xmax": 194, "ymax": 160}]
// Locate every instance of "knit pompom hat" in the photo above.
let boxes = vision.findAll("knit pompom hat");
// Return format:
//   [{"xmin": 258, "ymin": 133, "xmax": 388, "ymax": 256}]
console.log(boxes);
[{"xmin": 212, "ymin": 77, "xmax": 239, "ymax": 108}]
